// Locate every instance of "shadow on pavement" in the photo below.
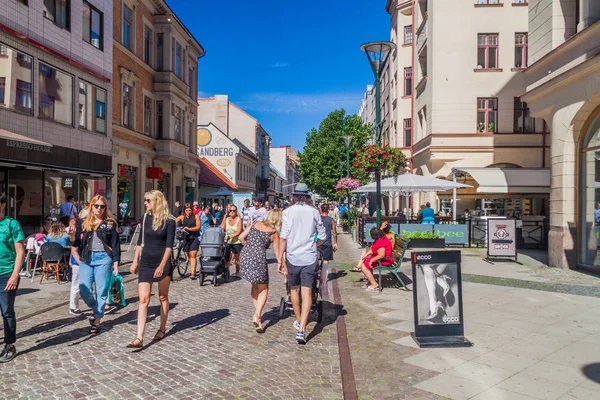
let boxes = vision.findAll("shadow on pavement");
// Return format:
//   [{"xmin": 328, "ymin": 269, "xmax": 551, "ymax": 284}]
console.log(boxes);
[
  {"xmin": 583, "ymin": 363, "xmax": 600, "ymax": 384},
  {"xmin": 16, "ymin": 288, "xmax": 40, "ymax": 296},
  {"xmin": 307, "ymin": 301, "xmax": 346, "ymax": 343}
]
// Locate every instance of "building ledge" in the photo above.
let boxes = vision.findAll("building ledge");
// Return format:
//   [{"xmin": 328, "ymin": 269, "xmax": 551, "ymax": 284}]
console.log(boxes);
[
  {"xmin": 474, "ymin": 68, "xmax": 503, "ymax": 72},
  {"xmin": 511, "ymin": 2, "xmax": 528, "ymax": 6},
  {"xmin": 474, "ymin": 3, "xmax": 504, "ymax": 8},
  {"xmin": 511, "ymin": 67, "xmax": 526, "ymax": 72},
  {"xmin": 401, "ymin": 95, "xmax": 412, "ymax": 99},
  {"xmin": 402, "ymin": 43, "xmax": 412, "ymax": 48}
]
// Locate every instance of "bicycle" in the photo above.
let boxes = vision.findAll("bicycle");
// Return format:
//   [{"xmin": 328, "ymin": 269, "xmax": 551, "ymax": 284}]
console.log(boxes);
[{"xmin": 171, "ymin": 228, "xmax": 190, "ymax": 278}]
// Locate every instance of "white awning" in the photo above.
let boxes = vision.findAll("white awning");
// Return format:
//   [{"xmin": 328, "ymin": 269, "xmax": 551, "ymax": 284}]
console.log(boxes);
[
  {"xmin": 455, "ymin": 168, "xmax": 550, "ymax": 194},
  {"xmin": 0, "ymin": 129, "xmax": 53, "ymax": 148}
]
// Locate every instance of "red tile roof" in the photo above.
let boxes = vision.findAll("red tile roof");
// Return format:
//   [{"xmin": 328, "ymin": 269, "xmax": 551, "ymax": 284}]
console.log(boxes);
[{"xmin": 197, "ymin": 158, "xmax": 236, "ymax": 190}]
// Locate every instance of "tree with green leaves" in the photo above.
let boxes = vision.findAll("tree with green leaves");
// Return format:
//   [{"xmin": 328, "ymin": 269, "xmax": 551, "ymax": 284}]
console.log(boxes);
[{"xmin": 299, "ymin": 109, "xmax": 372, "ymax": 198}]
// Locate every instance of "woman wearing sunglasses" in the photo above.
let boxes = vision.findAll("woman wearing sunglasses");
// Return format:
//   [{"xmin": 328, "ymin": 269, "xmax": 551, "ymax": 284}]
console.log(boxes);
[
  {"xmin": 128, "ymin": 190, "xmax": 175, "ymax": 348},
  {"xmin": 68, "ymin": 195, "xmax": 120, "ymax": 334},
  {"xmin": 220, "ymin": 205, "xmax": 243, "ymax": 276},
  {"xmin": 175, "ymin": 203, "xmax": 201, "ymax": 279}
]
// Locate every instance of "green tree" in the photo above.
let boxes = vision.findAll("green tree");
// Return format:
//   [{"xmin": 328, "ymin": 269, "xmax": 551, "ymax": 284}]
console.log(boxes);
[{"xmin": 299, "ymin": 109, "xmax": 372, "ymax": 198}]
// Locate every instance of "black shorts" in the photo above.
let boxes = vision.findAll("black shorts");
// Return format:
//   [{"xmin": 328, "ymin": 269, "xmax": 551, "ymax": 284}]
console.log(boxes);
[
  {"xmin": 183, "ymin": 237, "xmax": 199, "ymax": 253},
  {"xmin": 286, "ymin": 260, "xmax": 318, "ymax": 288},
  {"xmin": 318, "ymin": 244, "xmax": 333, "ymax": 261},
  {"xmin": 229, "ymin": 244, "xmax": 243, "ymax": 254}
]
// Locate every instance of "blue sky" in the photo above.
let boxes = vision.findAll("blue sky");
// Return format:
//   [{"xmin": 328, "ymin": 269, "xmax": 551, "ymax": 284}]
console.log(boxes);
[{"xmin": 168, "ymin": 0, "xmax": 390, "ymax": 152}]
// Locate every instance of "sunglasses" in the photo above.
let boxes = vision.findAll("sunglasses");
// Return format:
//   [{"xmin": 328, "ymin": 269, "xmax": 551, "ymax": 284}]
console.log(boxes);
[
  {"xmin": 93, "ymin": 204, "xmax": 106, "ymax": 209},
  {"xmin": 144, "ymin": 199, "xmax": 152, "ymax": 203},
  {"xmin": 229, "ymin": 210, "xmax": 237, "ymax": 213}
]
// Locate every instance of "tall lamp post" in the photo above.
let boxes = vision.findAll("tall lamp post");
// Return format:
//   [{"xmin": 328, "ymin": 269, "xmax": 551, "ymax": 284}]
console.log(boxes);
[
  {"xmin": 342, "ymin": 135, "xmax": 353, "ymax": 177},
  {"xmin": 338, "ymin": 160, "xmax": 344, "ymax": 179},
  {"xmin": 360, "ymin": 41, "xmax": 396, "ymax": 227}
]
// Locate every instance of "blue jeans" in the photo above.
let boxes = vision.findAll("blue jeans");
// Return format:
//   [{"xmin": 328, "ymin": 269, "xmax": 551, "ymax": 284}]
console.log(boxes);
[
  {"xmin": 0, "ymin": 273, "xmax": 19, "ymax": 345},
  {"xmin": 79, "ymin": 252, "xmax": 112, "ymax": 319}
]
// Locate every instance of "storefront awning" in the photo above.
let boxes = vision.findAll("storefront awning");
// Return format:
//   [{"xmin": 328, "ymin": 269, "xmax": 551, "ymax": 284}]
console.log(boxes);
[
  {"xmin": 0, "ymin": 129, "xmax": 53, "ymax": 149},
  {"xmin": 197, "ymin": 158, "xmax": 236, "ymax": 190},
  {"xmin": 454, "ymin": 168, "xmax": 550, "ymax": 194}
]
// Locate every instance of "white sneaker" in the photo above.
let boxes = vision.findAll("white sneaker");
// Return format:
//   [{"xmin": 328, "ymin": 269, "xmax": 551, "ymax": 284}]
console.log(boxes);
[{"xmin": 293, "ymin": 320, "xmax": 301, "ymax": 330}]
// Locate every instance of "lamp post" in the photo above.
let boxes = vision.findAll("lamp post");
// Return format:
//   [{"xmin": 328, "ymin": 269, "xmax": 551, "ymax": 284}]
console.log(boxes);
[
  {"xmin": 360, "ymin": 41, "xmax": 396, "ymax": 227},
  {"xmin": 338, "ymin": 160, "xmax": 344, "ymax": 179},
  {"xmin": 342, "ymin": 135, "xmax": 353, "ymax": 177}
]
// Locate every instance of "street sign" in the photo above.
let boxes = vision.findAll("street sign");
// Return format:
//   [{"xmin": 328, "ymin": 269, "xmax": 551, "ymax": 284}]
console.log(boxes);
[
  {"xmin": 487, "ymin": 218, "xmax": 517, "ymax": 259},
  {"xmin": 411, "ymin": 250, "xmax": 472, "ymax": 348}
]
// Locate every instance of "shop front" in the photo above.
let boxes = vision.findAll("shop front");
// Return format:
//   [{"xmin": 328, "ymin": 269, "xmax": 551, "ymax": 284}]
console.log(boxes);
[{"xmin": 0, "ymin": 131, "xmax": 112, "ymax": 236}]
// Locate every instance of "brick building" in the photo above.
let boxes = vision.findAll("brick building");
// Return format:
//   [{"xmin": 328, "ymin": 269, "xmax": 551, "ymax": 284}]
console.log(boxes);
[
  {"xmin": 111, "ymin": 0, "xmax": 204, "ymax": 221},
  {"xmin": 0, "ymin": 0, "xmax": 114, "ymax": 235}
]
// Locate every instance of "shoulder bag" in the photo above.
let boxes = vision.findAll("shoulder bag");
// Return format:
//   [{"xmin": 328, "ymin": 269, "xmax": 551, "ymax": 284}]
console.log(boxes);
[{"xmin": 139, "ymin": 214, "xmax": 147, "ymax": 261}]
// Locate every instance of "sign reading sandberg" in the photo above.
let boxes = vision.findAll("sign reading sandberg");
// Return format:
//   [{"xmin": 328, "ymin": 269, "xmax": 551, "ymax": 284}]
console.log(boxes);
[
  {"xmin": 411, "ymin": 250, "xmax": 472, "ymax": 348},
  {"xmin": 487, "ymin": 218, "xmax": 517, "ymax": 258}
]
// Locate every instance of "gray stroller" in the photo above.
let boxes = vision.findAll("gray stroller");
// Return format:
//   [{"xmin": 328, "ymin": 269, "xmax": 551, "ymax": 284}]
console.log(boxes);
[{"xmin": 198, "ymin": 227, "xmax": 230, "ymax": 286}]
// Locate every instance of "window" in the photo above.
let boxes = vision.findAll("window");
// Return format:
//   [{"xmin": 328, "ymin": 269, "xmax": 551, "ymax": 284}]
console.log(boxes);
[
  {"xmin": 78, "ymin": 82, "xmax": 87, "ymax": 128},
  {"xmin": 156, "ymin": 101, "xmax": 163, "ymax": 138},
  {"xmin": 477, "ymin": 0, "xmax": 500, "ymax": 3},
  {"xmin": 156, "ymin": 33, "xmax": 163, "ymax": 71},
  {"xmin": 403, "ymin": 119, "xmax": 412, "ymax": 147},
  {"xmin": 514, "ymin": 98, "xmax": 534, "ymax": 132},
  {"xmin": 123, "ymin": 5, "xmax": 132, "ymax": 50},
  {"xmin": 15, "ymin": 80, "xmax": 32, "ymax": 112},
  {"xmin": 144, "ymin": 26, "xmax": 152, "ymax": 65},
  {"xmin": 404, "ymin": 67, "xmax": 412, "ymax": 96},
  {"xmin": 143, "ymin": 96, "xmax": 152, "ymax": 135},
  {"xmin": 173, "ymin": 105, "xmax": 181, "ymax": 142},
  {"xmin": 44, "ymin": 0, "xmax": 69, "ymax": 30},
  {"xmin": 188, "ymin": 67, "xmax": 193, "ymax": 96},
  {"xmin": 477, "ymin": 33, "xmax": 498, "ymax": 69},
  {"xmin": 95, "ymin": 87, "xmax": 106, "ymax": 133},
  {"xmin": 0, "ymin": 78, "xmax": 5, "ymax": 104},
  {"xmin": 477, "ymin": 98, "xmax": 498, "ymax": 133},
  {"xmin": 122, "ymin": 83, "xmax": 133, "ymax": 129},
  {"xmin": 175, "ymin": 42, "xmax": 182, "ymax": 78},
  {"xmin": 404, "ymin": 26, "xmax": 412, "ymax": 45},
  {"xmin": 82, "ymin": 1, "xmax": 102, "ymax": 50},
  {"xmin": 0, "ymin": 45, "xmax": 6, "ymax": 56},
  {"xmin": 17, "ymin": 0, "xmax": 28, "ymax": 5},
  {"xmin": 39, "ymin": 63, "xmax": 73, "ymax": 125},
  {"xmin": 515, "ymin": 33, "xmax": 528, "ymax": 68}
]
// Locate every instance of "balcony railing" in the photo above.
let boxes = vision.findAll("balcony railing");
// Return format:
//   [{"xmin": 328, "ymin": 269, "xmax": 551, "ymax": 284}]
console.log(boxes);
[{"xmin": 416, "ymin": 18, "xmax": 427, "ymax": 55}]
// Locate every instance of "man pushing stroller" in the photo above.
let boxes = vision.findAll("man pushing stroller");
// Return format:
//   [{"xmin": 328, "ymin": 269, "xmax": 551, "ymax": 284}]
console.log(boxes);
[{"xmin": 279, "ymin": 183, "xmax": 326, "ymax": 344}]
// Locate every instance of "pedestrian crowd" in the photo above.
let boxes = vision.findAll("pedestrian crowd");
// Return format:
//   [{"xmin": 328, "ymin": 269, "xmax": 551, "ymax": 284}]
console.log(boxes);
[{"xmin": 0, "ymin": 183, "xmax": 337, "ymax": 362}]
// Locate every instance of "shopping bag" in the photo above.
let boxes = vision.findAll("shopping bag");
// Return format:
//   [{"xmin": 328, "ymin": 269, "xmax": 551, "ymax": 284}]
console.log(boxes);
[{"xmin": 107, "ymin": 273, "xmax": 126, "ymax": 307}]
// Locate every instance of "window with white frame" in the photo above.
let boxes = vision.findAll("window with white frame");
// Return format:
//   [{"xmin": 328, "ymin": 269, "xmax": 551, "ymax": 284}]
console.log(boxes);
[
  {"xmin": 0, "ymin": 44, "xmax": 33, "ymax": 114},
  {"xmin": 515, "ymin": 33, "xmax": 528, "ymax": 68},
  {"xmin": 78, "ymin": 81, "xmax": 106, "ymax": 134},
  {"xmin": 403, "ymin": 119, "xmax": 412, "ymax": 147},
  {"xmin": 95, "ymin": 87, "xmax": 106, "ymax": 133},
  {"xmin": 122, "ymin": 83, "xmax": 133, "ymax": 129},
  {"xmin": 404, "ymin": 26, "xmax": 412, "ymax": 45},
  {"xmin": 39, "ymin": 63, "xmax": 73, "ymax": 125},
  {"xmin": 404, "ymin": 67, "xmax": 412, "ymax": 96},
  {"xmin": 44, "ymin": 0, "xmax": 70, "ymax": 30},
  {"xmin": 477, "ymin": 33, "xmax": 498, "ymax": 69},
  {"xmin": 477, "ymin": 0, "xmax": 500, "ymax": 4},
  {"xmin": 173, "ymin": 105, "xmax": 182, "ymax": 142},
  {"xmin": 82, "ymin": 1, "xmax": 103, "ymax": 50}
]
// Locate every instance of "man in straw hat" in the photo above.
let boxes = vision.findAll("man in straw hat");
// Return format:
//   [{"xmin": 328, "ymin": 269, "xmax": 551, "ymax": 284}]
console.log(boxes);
[{"xmin": 279, "ymin": 183, "xmax": 326, "ymax": 344}]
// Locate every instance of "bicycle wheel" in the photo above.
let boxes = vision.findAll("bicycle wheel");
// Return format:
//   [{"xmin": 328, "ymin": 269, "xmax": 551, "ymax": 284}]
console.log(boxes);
[{"xmin": 177, "ymin": 250, "xmax": 189, "ymax": 277}]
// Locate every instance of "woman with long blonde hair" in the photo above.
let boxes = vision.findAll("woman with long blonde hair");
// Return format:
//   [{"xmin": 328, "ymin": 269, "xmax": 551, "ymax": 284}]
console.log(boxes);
[
  {"xmin": 239, "ymin": 209, "xmax": 283, "ymax": 333},
  {"xmin": 128, "ymin": 190, "xmax": 175, "ymax": 348},
  {"xmin": 68, "ymin": 195, "xmax": 120, "ymax": 335}
]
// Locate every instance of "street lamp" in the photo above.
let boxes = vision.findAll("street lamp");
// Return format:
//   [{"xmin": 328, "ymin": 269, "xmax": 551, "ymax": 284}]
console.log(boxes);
[
  {"xmin": 338, "ymin": 160, "xmax": 344, "ymax": 179},
  {"xmin": 342, "ymin": 135, "xmax": 353, "ymax": 178},
  {"xmin": 360, "ymin": 41, "xmax": 396, "ymax": 227}
]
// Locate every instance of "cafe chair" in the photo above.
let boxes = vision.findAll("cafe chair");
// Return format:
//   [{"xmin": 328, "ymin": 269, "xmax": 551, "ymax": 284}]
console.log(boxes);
[
  {"xmin": 39, "ymin": 242, "xmax": 68, "ymax": 285},
  {"xmin": 24, "ymin": 235, "xmax": 43, "ymax": 280}
]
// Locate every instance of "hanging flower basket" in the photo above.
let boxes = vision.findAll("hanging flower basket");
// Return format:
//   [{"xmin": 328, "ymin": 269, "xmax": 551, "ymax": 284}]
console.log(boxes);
[
  {"xmin": 354, "ymin": 145, "xmax": 407, "ymax": 176},
  {"xmin": 334, "ymin": 177, "xmax": 361, "ymax": 199}
]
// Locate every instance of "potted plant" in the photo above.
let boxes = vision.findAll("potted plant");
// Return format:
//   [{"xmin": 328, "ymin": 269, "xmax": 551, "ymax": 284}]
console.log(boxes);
[
  {"xmin": 353, "ymin": 144, "xmax": 407, "ymax": 177},
  {"xmin": 402, "ymin": 230, "xmax": 445, "ymax": 248},
  {"xmin": 347, "ymin": 208, "xmax": 362, "ymax": 243}
]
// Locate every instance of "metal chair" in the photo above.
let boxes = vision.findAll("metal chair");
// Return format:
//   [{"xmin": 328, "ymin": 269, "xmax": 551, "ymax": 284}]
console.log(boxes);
[
  {"xmin": 39, "ymin": 242, "xmax": 68, "ymax": 284},
  {"xmin": 24, "ymin": 235, "xmax": 42, "ymax": 279}
]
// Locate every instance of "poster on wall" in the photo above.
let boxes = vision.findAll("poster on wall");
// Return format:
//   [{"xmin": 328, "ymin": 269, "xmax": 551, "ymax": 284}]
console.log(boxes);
[
  {"xmin": 411, "ymin": 250, "xmax": 472, "ymax": 348},
  {"xmin": 232, "ymin": 193, "xmax": 253, "ymax": 216},
  {"xmin": 487, "ymin": 218, "xmax": 517, "ymax": 259}
]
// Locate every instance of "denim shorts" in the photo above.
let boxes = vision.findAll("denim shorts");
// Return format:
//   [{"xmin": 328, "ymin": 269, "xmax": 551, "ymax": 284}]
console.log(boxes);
[{"xmin": 286, "ymin": 260, "xmax": 318, "ymax": 288}]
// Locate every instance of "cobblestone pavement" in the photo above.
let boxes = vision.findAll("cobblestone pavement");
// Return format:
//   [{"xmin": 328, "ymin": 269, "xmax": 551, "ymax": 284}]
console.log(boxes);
[
  {"xmin": 1, "ymin": 259, "xmax": 343, "ymax": 399},
  {"xmin": 332, "ymin": 236, "xmax": 445, "ymax": 400}
]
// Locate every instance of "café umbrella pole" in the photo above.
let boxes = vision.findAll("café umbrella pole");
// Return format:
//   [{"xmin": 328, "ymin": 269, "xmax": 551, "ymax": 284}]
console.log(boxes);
[{"xmin": 453, "ymin": 171, "xmax": 457, "ymax": 222}]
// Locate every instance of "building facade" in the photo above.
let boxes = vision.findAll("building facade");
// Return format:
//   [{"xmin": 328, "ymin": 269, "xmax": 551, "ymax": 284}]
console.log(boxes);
[
  {"xmin": 522, "ymin": 0, "xmax": 600, "ymax": 270},
  {"xmin": 111, "ymin": 0, "xmax": 204, "ymax": 221},
  {"xmin": 197, "ymin": 95, "xmax": 271, "ymax": 199},
  {"xmin": 0, "ymin": 0, "xmax": 113, "ymax": 235}
]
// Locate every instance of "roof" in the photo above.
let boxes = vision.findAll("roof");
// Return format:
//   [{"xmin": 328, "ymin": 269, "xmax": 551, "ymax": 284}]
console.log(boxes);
[
  {"xmin": 197, "ymin": 158, "xmax": 236, "ymax": 190},
  {"xmin": 151, "ymin": 0, "xmax": 205, "ymax": 57},
  {"xmin": 232, "ymin": 138, "xmax": 258, "ymax": 160},
  {"xmin": 269, "ymin": 163, "xmax": 286, "ymax": 180}
]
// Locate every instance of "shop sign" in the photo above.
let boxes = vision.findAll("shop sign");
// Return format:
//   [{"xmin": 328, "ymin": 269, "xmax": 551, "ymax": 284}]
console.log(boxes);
[
  {"xmin": 62, "ymin": 176, "xmax": 75, "ymax": 189},
  {"xmin": 411, "ymin": 250, "xmax": 471, "ymax": 348},
  {"xmin": 433, "ymin": 224, "xmax": 468, "ymax": 245},
  {"xmin": 197, "ymin": 125, "xmax": 238, "ymax": 183},
  {"xmin": 399, "ymin": 224, "xmax": 436, "ymax": 237},
  {"xmin": 147, "ymin": 167, "xmax": 163, "ymax": 180},
  {"xmin": 6, "ymin": 139, "xmax": 51, "ymax": 153},
  {"xmin": 487, "ymin": 218, "xmax": 517, "ymax": 258}
]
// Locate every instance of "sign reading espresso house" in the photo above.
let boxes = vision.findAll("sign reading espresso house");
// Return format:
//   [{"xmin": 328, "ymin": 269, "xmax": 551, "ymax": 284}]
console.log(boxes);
[{"xmin": 6, "ymin": 139, "xmax": 52, "ymax": 153}]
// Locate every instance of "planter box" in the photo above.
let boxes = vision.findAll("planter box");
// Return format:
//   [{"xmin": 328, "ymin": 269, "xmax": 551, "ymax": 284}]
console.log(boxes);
[{"xmin": 408, "ymin": 238, "xmax": 445, "ymax": 248}]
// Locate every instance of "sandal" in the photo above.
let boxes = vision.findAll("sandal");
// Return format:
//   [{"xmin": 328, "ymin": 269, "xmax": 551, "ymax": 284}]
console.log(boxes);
[
  {"xmin": 255, "ymin": 320, "xmax": 264, "ymax": 334},
  {"xmin": 90, "ymin": 324, "xmax": 101, "ymax": 335},
  {"xmin": 152, "ymin": 329, "xmax": 166, "ymax": 341},
  {"xmin": 126, "ymin": 338, "xmax": 143, "ymax": 348},
  {"xmin": 350, "ymin": 267, "xmax": 362, "ymax": 272},
  {"xmin": 365, "ymin": 285, "xmax": 379, "ymax": 292},
  {"xmin": 88, "ymin": 316, "xmax": 96, "ymax": 327}
]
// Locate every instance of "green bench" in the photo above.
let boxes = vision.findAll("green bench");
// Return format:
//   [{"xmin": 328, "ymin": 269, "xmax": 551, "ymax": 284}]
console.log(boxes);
[{"xmin": 373, "ymin": 236, "xmax": 410, "ymax": 292}]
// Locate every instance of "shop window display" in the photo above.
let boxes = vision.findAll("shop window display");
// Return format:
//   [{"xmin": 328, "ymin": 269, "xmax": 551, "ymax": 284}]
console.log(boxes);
[
  {"xmin": 580, "ymin": 115, "xmax": 600, "ymax": 267},
  {"xmin": 118, "ymin": 164, "xmax": 137, "ymax": 223}
]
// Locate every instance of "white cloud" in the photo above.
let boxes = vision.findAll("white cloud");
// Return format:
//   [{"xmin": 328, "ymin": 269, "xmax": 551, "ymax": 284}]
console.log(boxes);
[
  {"xmin": 235, "ymin": 92, "xmax": 363, "ymax": 114},
  {"xmin": 197, "ymin": 90, "xmax": 213, "ymax": 98},
  {"xmin": 270, "ymin": 62, "xmax": 290, "ymax": 68}
]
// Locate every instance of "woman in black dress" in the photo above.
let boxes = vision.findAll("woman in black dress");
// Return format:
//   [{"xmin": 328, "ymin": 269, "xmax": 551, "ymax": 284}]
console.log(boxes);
[
  {"xmin": 128, "ymin": 190, "xmax": 175, "ymax": 348},
  {"xmin": 176, "ymin": 203, "xmax": 200, "ymax": 279}
]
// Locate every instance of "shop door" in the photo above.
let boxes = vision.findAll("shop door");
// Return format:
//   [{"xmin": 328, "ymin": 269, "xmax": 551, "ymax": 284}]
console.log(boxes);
[{"xmin": 8, "ymin": 169, "xmax": 43, "ymax": 236}]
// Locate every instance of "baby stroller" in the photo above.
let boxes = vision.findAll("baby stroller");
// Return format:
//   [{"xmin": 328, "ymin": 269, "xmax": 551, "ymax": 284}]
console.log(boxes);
[
  {"xmin": 198, "ymin": 227, "xmax": 230, "ymax": 286},
  {"xmin": 278, "ymin": 249, "xmax": 324, "ymax": 323}
]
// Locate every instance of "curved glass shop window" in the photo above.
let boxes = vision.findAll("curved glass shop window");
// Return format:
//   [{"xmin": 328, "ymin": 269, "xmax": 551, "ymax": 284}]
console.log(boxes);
[{"xmin": 580, "ymin": 113, "xmax": 600, "ymax": 267}]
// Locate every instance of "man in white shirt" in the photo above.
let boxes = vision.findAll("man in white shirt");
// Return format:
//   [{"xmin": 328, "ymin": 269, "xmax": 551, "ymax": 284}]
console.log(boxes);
[
  {"xmin": 279, "ymin": 183, "xmax": 326, "ymax": 344},
  {"xmin": 249, "ymin": 198, "xmax": 268, "ymax": 225}
]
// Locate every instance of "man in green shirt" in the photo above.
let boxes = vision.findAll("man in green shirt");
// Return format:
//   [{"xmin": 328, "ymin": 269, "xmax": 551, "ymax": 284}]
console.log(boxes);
[{"xmin": 0, "ymin": 193, "xmax": 25, "ymax": 363}]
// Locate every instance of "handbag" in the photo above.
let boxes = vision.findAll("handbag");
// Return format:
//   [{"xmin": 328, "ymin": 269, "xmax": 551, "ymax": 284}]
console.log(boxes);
[{"xmin": 107, "ymin": 273, "xmax": 126, "ymax": 307}]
